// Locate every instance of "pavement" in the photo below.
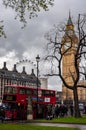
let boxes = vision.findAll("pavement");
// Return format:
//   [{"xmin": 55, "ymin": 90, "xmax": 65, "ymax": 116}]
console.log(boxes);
[
  {"xmin": 0, "ymin": 120, "xmax": 86, "ymax": 130},
  {"xmin": 27, "ymin": 122, "xmax": 86, "ymax": 130}
]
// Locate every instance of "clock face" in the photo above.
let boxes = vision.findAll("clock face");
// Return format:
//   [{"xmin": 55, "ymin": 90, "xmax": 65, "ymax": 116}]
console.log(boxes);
[
  {"xmin": 64, "ymin": 42, "xmax": 71, "ymax": 50},
  {"xmin": 75, "ymin": 44, "xmax": 78, "ymax": 48},
  {"xmin": 67, "ymin": 30, "xmax": 73, "ymax": 35}
]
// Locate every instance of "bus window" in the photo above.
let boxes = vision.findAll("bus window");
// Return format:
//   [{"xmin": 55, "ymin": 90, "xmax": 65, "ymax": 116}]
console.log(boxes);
[
  {"xmin": 26, "ymin": 90, "xmax": 32, "ymax": 95},
  {"xmin": 38, "ymin": 90, "xmax": 42, "ymax": 97},
  {"xmin": 32, "ymin": 90, "xmax": 37, "ymax": 96},
  {"xmin": 4, "ymin": 86, "xmax": 17, "ymax": 94},
  {"xmin": 12, "ymin": 88, "xmax": 17, "ymax": 94},
  {"xmin": 50, "ymin": 91, "xmax": 55, "ymax": 96},
  {"xmin": 42, "ymin": 90, "xmax": 55, "ymax": 96},
  {"xmin": 8, "ymin": 87, "xmax": 13, "ymax": 93},
  {"xmin": 46, "ymin": 91, "xmax": 50, "ymax": 96},
  {"xmin": 42, "ymin": 90, "xmax": 50, "ymax": 96},
  {"xmin": 4, "ymin": 87, "xmax": 8, "ymax": 94},
  {"xmin": 42, "ymin": 90, "xmax": 45, "ymax": 96},
  {"xmin": 19, "ymin": 88, "xmax": 26, "ymax": 94}
]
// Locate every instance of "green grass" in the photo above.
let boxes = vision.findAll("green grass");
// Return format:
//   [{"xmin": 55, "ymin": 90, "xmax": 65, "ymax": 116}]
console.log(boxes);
[
  {"xmin": 30, "ymin": 116, "xmax": 86, "ymax": 124},
  {"xmin": 0, "ymin": 124, "xmax": 79, "ymax": 130},
  {"xmin": 1, "ymin": 116, "xmax": 86, "ymax": 130}
]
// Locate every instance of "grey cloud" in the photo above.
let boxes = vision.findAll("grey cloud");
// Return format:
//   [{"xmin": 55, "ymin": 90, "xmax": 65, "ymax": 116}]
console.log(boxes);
[{"xmin": 0, "ymin": 0, "xmax": 86, "ymax": 90}]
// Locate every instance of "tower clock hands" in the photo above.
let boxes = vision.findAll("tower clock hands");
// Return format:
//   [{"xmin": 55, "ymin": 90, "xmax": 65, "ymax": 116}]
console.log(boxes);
[{"xmin": 64, "ymin": 42, "xmax": 71, "ymax": 50}]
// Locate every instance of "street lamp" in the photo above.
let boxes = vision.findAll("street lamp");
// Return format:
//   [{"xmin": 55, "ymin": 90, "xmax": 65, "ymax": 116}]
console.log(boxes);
[{"xmin": 36, "ymin": 54, "xmax": 40, "ymax": 118}]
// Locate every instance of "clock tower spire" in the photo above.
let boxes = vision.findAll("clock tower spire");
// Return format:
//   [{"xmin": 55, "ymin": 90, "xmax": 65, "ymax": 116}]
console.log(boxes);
[
  {"xmin": 67, "ymin": 11, "xmax": 73, "ymax": 28},
  {"xmin": 66, "ymin": 12, "xmax": 74, "ymax": 36}
]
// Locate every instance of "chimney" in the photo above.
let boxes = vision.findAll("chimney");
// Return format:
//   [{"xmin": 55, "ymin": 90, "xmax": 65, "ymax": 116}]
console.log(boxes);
[
  {"xmin": 31, "ymin": 69, "xmax": 35, "ymax": 76},
  {"xmin": 13, "ymin": 64, "xmax": 17, "ymax": 72},
  {"xmin": 22, "ymin": 66, "xmax": 26, "ymax": 74},
  {"xmin": 2, "ymin": 62, "xmax": 8, "ymax": 70}
]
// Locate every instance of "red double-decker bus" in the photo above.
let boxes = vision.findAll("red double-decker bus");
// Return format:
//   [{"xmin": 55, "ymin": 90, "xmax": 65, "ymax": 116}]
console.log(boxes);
[{"xmin": 2, "ymin": 85, "xmax": 56, "ymax": 120}]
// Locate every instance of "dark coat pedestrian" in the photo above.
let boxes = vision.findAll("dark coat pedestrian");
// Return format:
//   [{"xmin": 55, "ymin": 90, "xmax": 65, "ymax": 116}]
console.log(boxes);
[
  {"xmin": 55, "ymin": 105, "xmax": 60, "ymax": 118},
  {"xmin": 0, "ymin": 108, "xmax": 5, "ymax": 123},
  {"xmin": 70, "ymin": 105, "xmax": 74, "ymax": 116},
  {"xmin": 46, "ymin": 105, "xmax": 53, "ymax": 120}
]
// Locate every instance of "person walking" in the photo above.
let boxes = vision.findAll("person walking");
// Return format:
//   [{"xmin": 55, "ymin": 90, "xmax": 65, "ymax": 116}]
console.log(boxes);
[
  {"xmin": 70, "ymin": 105, "xmax": 74, "ymax": 116},
  {"xmin": 46, "ymin": 105, "xmax": 52, "ymax": 120},
  {"xmin": 55, "ymin": 104, "xmax": 60, "ymax": 118},
  {"xmin": 0, "ymin": 108, "xmax": 5, "ymax": 123}
]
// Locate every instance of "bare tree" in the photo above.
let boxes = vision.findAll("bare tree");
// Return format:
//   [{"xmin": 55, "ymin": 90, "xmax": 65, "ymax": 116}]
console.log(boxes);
[{"xmin": 45, "ymin": 13, "xmax": 86, "ymax": 117}]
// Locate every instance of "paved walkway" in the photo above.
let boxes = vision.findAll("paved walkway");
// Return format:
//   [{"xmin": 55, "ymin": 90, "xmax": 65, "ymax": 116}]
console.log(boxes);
[
  {"xmin": 28, "ymin": 122, "xmax": 86, "ymax": 130},
  {"xmin": 1, "ymin": 121, "xmax": 86, "ymax": 130}
]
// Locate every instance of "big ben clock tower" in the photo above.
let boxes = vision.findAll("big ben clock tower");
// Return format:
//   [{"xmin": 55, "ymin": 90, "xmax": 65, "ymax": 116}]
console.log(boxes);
[{"xmin": 62, "ymin": 13, "xmax": 79, "ymax": 103}]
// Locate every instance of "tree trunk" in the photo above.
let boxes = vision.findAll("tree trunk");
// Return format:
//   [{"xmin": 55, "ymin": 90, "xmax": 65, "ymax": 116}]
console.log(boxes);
[{"xmin": 73, "ymin": 87, "xmax": 81, "ymax": 117}]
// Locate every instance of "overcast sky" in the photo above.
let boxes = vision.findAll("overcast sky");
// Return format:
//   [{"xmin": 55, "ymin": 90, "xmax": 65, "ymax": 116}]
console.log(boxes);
[{"xmin": 0, "ymin": 0, "xmax": 86, "ymax": 91}]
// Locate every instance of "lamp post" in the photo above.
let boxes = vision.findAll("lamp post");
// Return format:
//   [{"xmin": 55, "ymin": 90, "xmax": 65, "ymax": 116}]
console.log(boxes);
[
  {"xmin": 0, "ymin": 75, "xmax": 3, "ymax": 100},
  {"xmin": 36, "ymin": 54, "xmax": 40, "ymax": 118}
]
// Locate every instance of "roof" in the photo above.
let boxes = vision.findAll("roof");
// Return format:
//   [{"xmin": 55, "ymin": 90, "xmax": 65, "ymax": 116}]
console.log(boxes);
[{"xmin": 0, "ymin": 63, "xmax": 40, "ymax": 85}]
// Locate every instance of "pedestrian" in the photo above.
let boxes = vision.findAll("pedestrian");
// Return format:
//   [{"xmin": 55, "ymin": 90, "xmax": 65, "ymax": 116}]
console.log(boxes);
[
  {"xmin": 70, "ymin": 105, "xmax": 74, "ymax": 116},
  {"xmin": 52, "ymin": 105, "xmax": 55, "ymax": 118},
  {"xmin": 84, "ymin": 105, "xmax": 86, "ymax": 114},
  {"xmin": 0, "ymin": 108, "xmax": 5, "ymax": 123},
  {"xmin": 59, "ymin": 104, "xmax": 65, "ymax": 117},
  {"xmin": 55, "ymin": 104, "xmax": 60, "ymax": 118},
  {"xmin": 46, "ymin": 105, "xmax": 52, "ymax": 120}
]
